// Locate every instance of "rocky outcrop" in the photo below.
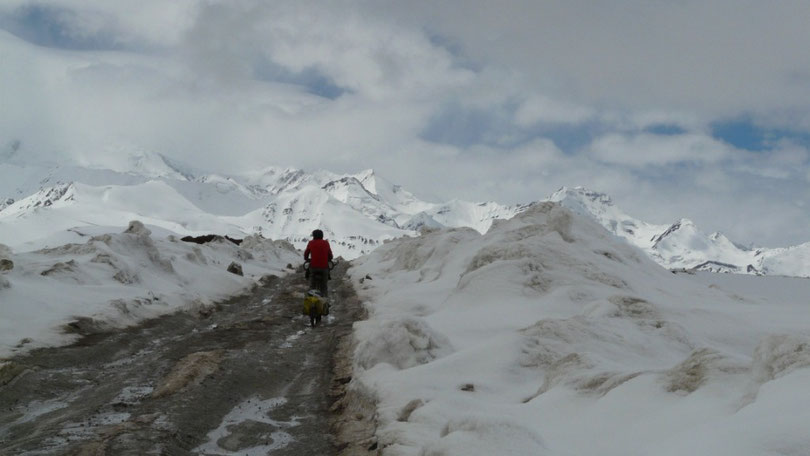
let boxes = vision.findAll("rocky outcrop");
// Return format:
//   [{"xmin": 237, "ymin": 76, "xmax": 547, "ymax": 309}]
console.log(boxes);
[
  {"xmin": 227, "ymin": 262, "xmax": 244, "ymax": 276},
  {"xmin": 181, "ymin": 234, "xmax": 242, "ymax": 246}
]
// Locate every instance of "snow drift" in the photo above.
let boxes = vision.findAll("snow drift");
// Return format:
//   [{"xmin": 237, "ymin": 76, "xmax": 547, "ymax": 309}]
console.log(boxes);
[
  {"xmin": 347, "ymin": 202, "xmax": 810, "ymax": 456},
  {"xmin": 0, "ymin": 221, "xmax": 299, "ymax": 358}
]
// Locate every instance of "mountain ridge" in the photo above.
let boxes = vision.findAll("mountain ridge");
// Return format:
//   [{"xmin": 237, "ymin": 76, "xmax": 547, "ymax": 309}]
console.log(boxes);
[
  {"xmin": 549, "ymin": 185, "xmax": 810, "ymax": 277},
  {"xmin": 1, "ymin": 154, "xmax": 808, "ymax": 276}
]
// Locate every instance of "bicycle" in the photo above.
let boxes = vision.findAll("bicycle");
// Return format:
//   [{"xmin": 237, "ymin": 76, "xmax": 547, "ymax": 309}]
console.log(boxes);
[{"xmin": 302, "ymin": 259, "xmax": 338, "ymax": 327}]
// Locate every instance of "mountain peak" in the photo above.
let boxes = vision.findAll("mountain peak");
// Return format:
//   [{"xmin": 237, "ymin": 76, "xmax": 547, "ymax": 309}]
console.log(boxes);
[
  {"xmin": 651, "ymin": 218, "xmax": 697, "ymax": 246},
  {"xmin": 354, "ymin": 168, "xmax": 375, "ymax": 179},
  {"xmin": 549, "ymin": 186, "xmax": 613, "ymax": 207},
  {"xmin": 353, "ymin": 169, "xmax": 377, "ymax": 194}
]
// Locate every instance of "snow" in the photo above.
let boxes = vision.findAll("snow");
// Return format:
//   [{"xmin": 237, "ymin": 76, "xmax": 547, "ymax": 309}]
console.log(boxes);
[
  {"xmin": 0, "ymin": 159, "xmax": 529, "ymax": 260},
  {"xmin": 550, "ymin": 186, "xmax": 810, "ymax": 277},
  {"xmin": 0, "ymin": 221, "xmax": 300, "ymax": 359},
  {"xmin": 193, "ymin": 396, "xmax": 299, "ymax": 455},
  {"xmin": 347, "ymin": 202, "xmax": 810, "ymax": 455},
  {"xmin": 2, "ymin": 161, "xmax": 807, "ymax": 274}
]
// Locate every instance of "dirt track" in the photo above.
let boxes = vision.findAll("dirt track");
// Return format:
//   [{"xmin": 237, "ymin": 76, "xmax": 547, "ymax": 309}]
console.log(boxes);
[{"xmin": 0, "ymin": 264, "xmax": 364, "ymax": 455}]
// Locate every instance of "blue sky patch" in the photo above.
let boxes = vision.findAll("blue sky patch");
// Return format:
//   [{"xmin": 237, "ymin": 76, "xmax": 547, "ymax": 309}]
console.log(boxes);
[
  {"xmin": 421, "ymin": 101, "xmax": 601, "ymax": 152},
  {"xmin": 425, "ymin": 30, "xmax": 482, "ymax": 72},
  {"xmin": 253, "ymin": 60, "xmax": 347, "ymax": 100},
  {"xmin": 0, "ymin": 4, "xmax": 125, "ymax": 51},
  {"xmin": 644, "ymin": 124, "xmax": 687, "ymax": 136},
  {"xmin": 711, "ymin": 117, "xmax": 810, "ymax": 151},
  {"xmin": 420, "ymin": 103, "xmax": 509, "ymax": 148}
]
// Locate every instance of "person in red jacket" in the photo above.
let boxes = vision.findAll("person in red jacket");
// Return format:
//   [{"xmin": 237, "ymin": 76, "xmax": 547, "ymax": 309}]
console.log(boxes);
[{"xmin": 304, "ymin": 229, "xmax": 333, "ymax": 296}]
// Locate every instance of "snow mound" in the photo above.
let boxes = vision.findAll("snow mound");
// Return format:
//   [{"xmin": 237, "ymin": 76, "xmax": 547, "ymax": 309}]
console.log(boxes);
[
  {"xmin": 348, "ymin": 202, "xmax": 810, "ymax": 455},
  {"xmin": 0, "ymin": 222, "xmax": 300, "ymax": 358},
  {"xmin": 751, "ymin": 335, "xmax": 810, "ymax": 384},
  {"xmin": 661, "ymin": 348, "xmax": 741, "ymax": 395},
  {"xmin": 355, "ymin": 318, "xmax": 453, "ymax": 370},
  {"xmin": 423, "ymin": 415, "xmax": 547, "ymax": 456}
]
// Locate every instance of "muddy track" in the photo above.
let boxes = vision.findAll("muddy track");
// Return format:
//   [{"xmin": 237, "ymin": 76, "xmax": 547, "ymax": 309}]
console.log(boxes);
[{"xmin": 0, "ymin": 263, "xmax": 364, "ymax": 455}]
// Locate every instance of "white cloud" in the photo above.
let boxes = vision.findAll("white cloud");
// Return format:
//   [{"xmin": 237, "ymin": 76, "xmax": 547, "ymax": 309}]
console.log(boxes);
[
  {"xmin": 181, "ymin": 1, "xmax": 475, "ymax": 101},
  {"xmin": 515, "ymin": 95, "xmax": 594, "ymax": 126},
  {"xmin": 587, "ymin": 133, "xmax": 731, "ymax": 168},
  {"xmin": 370, "ymin": 0, "xmax": 810, "ymax": 121},
  {"xmin": 1, "ymin": 0, "xmax": 809, "ymax": 248},
  {"xmin": 0, "ymin": 0, "xmax": 199, "ymax": 48}
]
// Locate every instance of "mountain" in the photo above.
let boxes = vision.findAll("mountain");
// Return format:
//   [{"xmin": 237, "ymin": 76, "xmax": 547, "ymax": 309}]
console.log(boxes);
[
  {"xmin": 0, "ymin": 152, "xmax": 525, "ymax": 258},
  {"xmin": 1, "ymin": 153, "xmax": 808, "ymax": 276},
  {"xmin": 549, "ymin": 186, "xmax": 810, "ymax": 277}
]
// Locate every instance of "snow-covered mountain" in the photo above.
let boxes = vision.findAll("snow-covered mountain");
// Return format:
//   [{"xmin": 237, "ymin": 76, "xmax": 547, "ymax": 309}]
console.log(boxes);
[
  {"xmin": 549, "ymin": 186, "xmax": 810, "ymax": 277},
  {"xmin": 1, "ymin": 152, "xmax": 808, "ymax": 276},
  {"xmin": 0, "ymin": 153, "xmax": 525, "ymax": 258}
]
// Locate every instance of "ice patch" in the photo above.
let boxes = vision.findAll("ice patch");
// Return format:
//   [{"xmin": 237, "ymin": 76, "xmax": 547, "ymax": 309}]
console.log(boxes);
[
  {"xmin": 7, "ymin": 399, "xmax": 68, "ymax": 427},
  {"xmin": 193, "ymin": 396, "xmax": 299, "ymax": 455},
  {"xmin": 280, "ymin": 330, "xmax": 306, "ymax": 349},
  {"xmin": 112, "ymin": 386, "xmax": 154, "ymax": 406}
]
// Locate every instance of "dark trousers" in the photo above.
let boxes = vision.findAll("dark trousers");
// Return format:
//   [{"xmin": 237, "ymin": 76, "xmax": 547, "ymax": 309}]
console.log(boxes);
[{"xmin": 309, "ymin": 268, "xmax": 328, "ymax": 297}]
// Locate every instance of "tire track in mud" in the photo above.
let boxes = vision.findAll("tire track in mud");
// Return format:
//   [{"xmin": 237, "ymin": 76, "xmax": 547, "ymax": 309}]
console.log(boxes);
[{"xmin": 0, "ymin": 264, "xmax": 363, "ymax": 455}]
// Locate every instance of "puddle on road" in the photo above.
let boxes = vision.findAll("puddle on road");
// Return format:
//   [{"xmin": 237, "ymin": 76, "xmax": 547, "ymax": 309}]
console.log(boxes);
[{"xmin": 193, "ymin": 396, "xmax": 300, "ymax": 455}]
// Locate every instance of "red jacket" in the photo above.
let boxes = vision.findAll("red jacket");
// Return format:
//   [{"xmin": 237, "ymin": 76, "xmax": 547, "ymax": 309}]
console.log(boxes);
[{"xmin": 305, "ymin": 239, "xmax": 333, "ymax": 269}]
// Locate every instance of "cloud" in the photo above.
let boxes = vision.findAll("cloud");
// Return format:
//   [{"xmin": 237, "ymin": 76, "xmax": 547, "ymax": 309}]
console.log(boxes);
[
  {"xmin": 180, "ymin": 0, "xmax": 475, "ymax": 101},
  {"xmin": 369, "ymin": 0, "xmax": 810, "ymax": 121},
  {"xmin": 0, "ymin": 0, "xmax": 809, "ymax": 248},
  {"xmin": 515, "ymin": 95, "xmax": 594, "ymax": 126},
  {"xmin": 0, "ymin": 0, "xmax": 198, "ymax": 48},
  {"xmin": 587, "ymin": 133, "xmax": 731, "ymax": 168}
]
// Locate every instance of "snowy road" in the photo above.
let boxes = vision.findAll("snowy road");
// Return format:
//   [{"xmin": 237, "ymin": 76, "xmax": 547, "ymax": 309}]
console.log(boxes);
[{"xmin": 0, "ymin": 265, "xmax": 362, "ymax": 455}]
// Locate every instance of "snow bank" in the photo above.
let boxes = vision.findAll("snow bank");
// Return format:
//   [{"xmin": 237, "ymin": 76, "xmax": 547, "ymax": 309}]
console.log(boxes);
[
  {"xmin": 0, "ymin": 221, "xmax": 300, "ymax": 358},
  {"xmin": 348, "ymin": 202, "xmax": 810, "ymax": 455}
]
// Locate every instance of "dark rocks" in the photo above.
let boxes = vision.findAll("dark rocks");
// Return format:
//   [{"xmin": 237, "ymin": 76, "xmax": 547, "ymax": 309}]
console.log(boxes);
[
  {"xmin": 0, "ymin": 258, "xmax": 13, "ymax": 272},
  {"xmin": 258, "ymin": 274, "xmax": 279, "ymax": 286},
  {"xmin": 227, "ymin": 262, "xmax": 244, "ymax": 276},
  {"xmin": 181, "ymin": 234, "xmax": 243, "ymax": 246}
]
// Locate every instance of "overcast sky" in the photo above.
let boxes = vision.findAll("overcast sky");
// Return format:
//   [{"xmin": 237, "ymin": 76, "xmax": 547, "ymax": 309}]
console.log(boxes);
[{"xmin": 1, "ymin": 0, "xmax": 809, "ymax": 246}]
